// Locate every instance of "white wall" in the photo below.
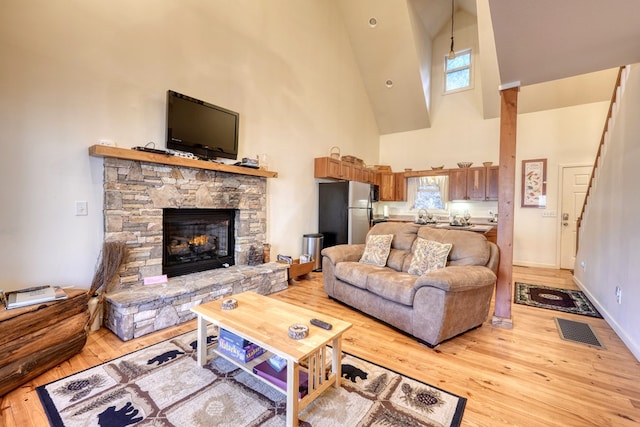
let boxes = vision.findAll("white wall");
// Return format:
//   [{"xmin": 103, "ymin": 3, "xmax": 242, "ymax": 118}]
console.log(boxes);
[
  {"xmin": 0, "ymin": 0, "xmax": 379, "ymax": 291},
  {"xmin": 575, "ymin": 65, "xmax": 640, "ymax": 360},
  {"xmin": 379, "ymin": 9, "xmax": 609, "ymax": 268},
  {"xmin": 514, "ymin": 102, "xmax": 608, "ymax": 267}
]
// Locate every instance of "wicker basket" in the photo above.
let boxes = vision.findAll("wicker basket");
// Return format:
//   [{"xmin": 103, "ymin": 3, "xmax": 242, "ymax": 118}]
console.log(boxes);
[
  {"xmin": 330, "ymin": 146, "xmax": 340, "ymax": 159},
  {"xmin": 341, "ymin": 155, "xmax": 356, "ymax": 163}
]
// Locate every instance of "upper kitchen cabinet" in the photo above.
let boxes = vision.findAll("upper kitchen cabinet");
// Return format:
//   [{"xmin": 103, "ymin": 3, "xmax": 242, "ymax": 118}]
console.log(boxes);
[
  {"xmin": 449, "ymin": 165, "xmax": 499, "ymax": 201},
  {"xmin": 377, "ymin": 172, "xmax": 406, "ymax": 201},
  {"xmin": 466, "ymin": 167, "xmax": 487, "ymax": 200},
  {"xmin": 314, "ymin": 157, "xmax": 342, "ymax": 179},
  {"xmin": 314, "ymin": 157, "xmax": 376, "ymax": 184},
  {"xmin": 485, "ymin": 166, "xmax": 499, "ymax": 201}
]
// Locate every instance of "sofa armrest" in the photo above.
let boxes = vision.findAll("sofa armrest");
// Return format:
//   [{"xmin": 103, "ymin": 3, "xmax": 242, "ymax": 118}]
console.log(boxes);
[
  {"xmin": 414, "ymin": 265, "xmax": 496, "ymax": 292},
  {"xmin": 321, "ymin": 244, "xmax": 365, "ymax": 265}
]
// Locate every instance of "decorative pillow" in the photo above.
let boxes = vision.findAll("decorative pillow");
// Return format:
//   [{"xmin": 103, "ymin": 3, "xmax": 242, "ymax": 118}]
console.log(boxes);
[
  {"xmin": 408, "ymin": 237, "xmax": 453, "ymax": 276},
  {"xmin": 359, "ymin": 234, "xmax": 394, "ymax": 267}
]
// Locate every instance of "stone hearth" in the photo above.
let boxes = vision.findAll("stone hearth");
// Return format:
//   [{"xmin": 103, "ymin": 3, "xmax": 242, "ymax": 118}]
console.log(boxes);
[
  {"xmin": 97, "ymin": 155, "xmax": 284, "ymax": 340},
  {"xmin": 105, "ymin": 263, "xmax": 287, "ymax": 341}
]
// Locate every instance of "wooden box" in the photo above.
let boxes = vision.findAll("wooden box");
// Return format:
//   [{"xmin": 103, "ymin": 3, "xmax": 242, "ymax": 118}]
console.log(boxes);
[
  {"xmin": 278, "ymin": 258, "xmax": 315, "ymax": 283},
  {"xmin": 289, "ymin": 259, "xmax": 315, "ymax": 282},
  {"xmin": 0, "ymin": 289, "xmax": 89, "ymax": 396}
]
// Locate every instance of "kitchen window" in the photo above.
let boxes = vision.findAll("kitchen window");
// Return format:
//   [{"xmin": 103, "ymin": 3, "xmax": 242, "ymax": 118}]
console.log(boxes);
[
  {"xmin": 407, "ymin": 176, "xmax": 449, "ymax": 211},
  {"xmin": 444, "ymin": 48, "xmax": 472, "ymax": 93}
]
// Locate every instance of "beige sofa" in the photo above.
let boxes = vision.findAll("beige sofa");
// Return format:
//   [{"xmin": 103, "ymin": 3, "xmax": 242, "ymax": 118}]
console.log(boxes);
[{"xmin": 321, "ymin": 222, "xmax": 499, "ymax": 346}]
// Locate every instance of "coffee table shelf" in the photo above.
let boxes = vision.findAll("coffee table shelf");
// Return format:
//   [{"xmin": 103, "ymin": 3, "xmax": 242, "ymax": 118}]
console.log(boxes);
[{"xmin": 191, "ymin": 292, "xmax": 351, "ymax": 427}]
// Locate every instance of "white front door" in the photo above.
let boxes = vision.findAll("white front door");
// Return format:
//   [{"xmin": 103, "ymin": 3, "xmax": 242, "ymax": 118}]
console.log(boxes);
[{"xmin": 560, "ymin": 165, "xmax": 592, "ymax": 269}]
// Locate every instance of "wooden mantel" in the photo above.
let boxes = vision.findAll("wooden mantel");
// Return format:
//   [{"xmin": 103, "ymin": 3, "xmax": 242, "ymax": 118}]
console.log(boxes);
[{"xmin": 88, "ymin": 145, "xmax": 278, "ymax": 178}]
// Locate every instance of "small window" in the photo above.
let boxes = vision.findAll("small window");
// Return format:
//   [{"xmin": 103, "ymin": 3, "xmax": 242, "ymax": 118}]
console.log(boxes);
[
  {"xmin": 408, "ymin": 176, "xmax": 449, "ymax": 211},
  {"xmin": 444, "ymin": 48, "xmax": 472, "ymax": 93}
]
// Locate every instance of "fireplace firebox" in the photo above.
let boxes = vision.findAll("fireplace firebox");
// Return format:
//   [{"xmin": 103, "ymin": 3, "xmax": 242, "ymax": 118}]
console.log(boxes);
[{"xmin": 163, "ymin": 208, "xmax": 236, "ymax": 277}]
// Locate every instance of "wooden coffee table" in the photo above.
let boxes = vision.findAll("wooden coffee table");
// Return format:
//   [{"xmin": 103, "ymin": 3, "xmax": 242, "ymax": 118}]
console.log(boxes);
[{"xmin": 190, "ymin": 292, "xmax": 352, "ymax": 427}]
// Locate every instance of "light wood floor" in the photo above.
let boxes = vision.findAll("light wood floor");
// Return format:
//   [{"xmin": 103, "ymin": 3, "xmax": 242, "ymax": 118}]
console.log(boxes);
[{"xmin": 2, "ymin": 266, "xmax": 639, "ymax": 426}]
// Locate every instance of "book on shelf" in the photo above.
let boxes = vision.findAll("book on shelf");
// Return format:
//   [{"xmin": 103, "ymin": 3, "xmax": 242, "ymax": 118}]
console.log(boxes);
[
  {"xmin": 4, "ymin": 285, "xmax": 68, "ymax": 310},
  {"xmin": 217, "ymin": 337, "xmax": 265, "ymax": 363},
  {"xmin": 253, "ymin": 359, "xmax": 309, "ymax": 398},
  {"xmin": 219, "ymin": 328, "xmax": 251, "ymax": 348}
]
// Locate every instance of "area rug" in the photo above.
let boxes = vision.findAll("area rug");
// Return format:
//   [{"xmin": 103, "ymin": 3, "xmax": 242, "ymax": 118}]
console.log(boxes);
[
  {"xmin": 37, "ymin": 328, "xmax": 466, "ymax": 426},
  {"xmin": 514, "ymin": 282, "xmax": 602, "ymax": 318}
]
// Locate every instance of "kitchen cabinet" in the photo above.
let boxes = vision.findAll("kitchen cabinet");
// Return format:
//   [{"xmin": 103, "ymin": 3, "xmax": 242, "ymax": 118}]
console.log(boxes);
[
  {"xmin": 449, "ymin": 169, "xmax": 469, "ymax": 200},
  {"xmin": 314, "ymin": 157, "xmax": 342, "ymax": 179},
  {"xmin": 394, "ymin": 172, "xmax": 407, "ymax": 200},
  {"xmin": 449, "ymin": 167, "xmax": 486, "ymax": 201},
  {"xmin": 485, "ymin": 166, "xmax": 499, "ymax": 201},
  {"xmin": 314, "ymin": 157, "xmax": 375, "ymax": 184},
  {"xmin": 340, "ymin": 161, "xmax": 354, "ymax": 180},
  {"xmin": 377, "ymin": 172, "xmax": 406, "ymax": 201},
  {"xmin": 466, "ymin": 167, "xmax": 486, "ymax": 200}
]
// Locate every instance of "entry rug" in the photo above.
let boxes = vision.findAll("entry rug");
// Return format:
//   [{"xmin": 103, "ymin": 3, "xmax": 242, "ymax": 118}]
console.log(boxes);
[
  {"xmin": 37, "ymin": 328, "xmax": 466, "ymax": 426},
  {"xmin": 514, "ymin": 282, "xmax": 602, "ymax": 318}
]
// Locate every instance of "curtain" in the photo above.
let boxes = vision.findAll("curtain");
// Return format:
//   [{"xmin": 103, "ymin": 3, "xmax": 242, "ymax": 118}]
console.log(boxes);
[{"xmin": 407, "ymin": 176, "xmax": 449, "ymax": 210}]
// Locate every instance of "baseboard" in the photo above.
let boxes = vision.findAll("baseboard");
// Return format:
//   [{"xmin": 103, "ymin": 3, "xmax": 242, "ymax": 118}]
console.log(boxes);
[
  {"xmin": 512, "ymin": 260, "xmax": 559, "ymax": 269},
  {"xmin": 573, "ymin": 275, "xmax": 640, "ymax": 362}
]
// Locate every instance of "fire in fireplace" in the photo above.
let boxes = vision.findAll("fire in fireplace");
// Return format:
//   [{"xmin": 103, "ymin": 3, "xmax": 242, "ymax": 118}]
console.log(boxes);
[{"xmin": 163, "ymin": 208, "xmax": 236, "ymax": 277}]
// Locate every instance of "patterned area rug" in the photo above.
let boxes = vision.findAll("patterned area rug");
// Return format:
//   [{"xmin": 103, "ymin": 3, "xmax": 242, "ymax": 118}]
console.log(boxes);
[
  {"xmin": 514, "ymin": 282, "xmax": 602, "ymax": 318},
  {"xmin": 37, "ymin": 328, "xmax": 466, "ymax": 426}
]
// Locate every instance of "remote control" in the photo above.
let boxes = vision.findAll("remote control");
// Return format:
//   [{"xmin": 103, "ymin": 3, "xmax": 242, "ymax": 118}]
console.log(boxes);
[{"xmin": 310, "ymin": 318, "xmax": 332, "ymax": 330}]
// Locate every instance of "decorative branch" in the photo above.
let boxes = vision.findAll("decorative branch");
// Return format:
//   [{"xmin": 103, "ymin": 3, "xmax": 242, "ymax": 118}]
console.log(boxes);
[{"xmin": 87, "ymin": 241, "xmax": 128, "ymax": 331}]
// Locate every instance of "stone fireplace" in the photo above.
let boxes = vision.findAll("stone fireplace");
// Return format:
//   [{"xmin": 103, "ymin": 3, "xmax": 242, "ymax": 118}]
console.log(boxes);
[
  {"xmin": 97, "ymin": 155, "xmax": 287, "ymax": 340},
  {"xmin": 103, "ymin": 157, "xmax": 270, "ymax": 289},
  {"xmin": 163, "ymin": 208, "xmax": 236, "ymax": 277}
]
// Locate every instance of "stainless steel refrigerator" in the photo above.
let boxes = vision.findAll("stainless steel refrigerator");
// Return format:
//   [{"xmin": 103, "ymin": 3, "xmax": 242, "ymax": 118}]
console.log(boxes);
[{"xmin": 318, "ymin": 181, "xmax": 373, "ymax": 248}]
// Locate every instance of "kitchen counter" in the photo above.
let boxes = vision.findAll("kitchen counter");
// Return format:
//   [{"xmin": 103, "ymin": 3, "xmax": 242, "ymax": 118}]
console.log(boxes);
[{"xmin": 372, "ymin": 217, "xmax": 497, "ymax": 243}]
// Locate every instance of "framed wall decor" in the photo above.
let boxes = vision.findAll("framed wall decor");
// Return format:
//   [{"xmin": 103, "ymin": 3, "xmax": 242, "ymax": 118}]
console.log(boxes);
[{"xmin": 521, "ymin": 158, "xmax": 547, "ymax": 208}]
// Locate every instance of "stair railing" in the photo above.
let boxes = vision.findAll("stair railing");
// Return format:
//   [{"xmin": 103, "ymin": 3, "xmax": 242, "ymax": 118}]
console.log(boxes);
[{"xmin": 576, "ymin": 65, "xmax": 628, "ymax": 249}]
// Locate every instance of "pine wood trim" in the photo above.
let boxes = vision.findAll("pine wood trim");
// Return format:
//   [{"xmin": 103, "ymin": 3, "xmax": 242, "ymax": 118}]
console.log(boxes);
[
  {"xmin": 89, "ymin": 145, "xmax": 278, "ymax": 178},
  {"xmin": 493, "ymin": 87, "xmax": 518, "ymax": 324}
]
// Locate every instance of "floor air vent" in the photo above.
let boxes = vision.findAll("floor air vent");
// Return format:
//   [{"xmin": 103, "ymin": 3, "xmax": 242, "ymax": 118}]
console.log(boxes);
[{"xmin": 555, "ymin": 318, "xmax": 605, "ymax": 349}]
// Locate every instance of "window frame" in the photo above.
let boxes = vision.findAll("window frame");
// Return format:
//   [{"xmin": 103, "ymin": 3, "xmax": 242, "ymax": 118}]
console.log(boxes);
[
  {"xmin": 407, "ymin": 175, "xmax": 449, "ymax": 213},
  {"xmin": 443, "ymin": 48, "xmax": 473, "ymax": 94}
]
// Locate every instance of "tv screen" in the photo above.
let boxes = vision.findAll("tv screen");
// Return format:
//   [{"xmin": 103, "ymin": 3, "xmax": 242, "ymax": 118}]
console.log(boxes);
[{"xmin": 166, "ymin": 90, "xmax": 239, "ymax": 160}]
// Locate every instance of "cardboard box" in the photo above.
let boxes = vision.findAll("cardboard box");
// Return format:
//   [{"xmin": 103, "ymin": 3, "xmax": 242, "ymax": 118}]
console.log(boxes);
[
  {"xmin": 253, "ymin": 359, "xmax": 308, "ymax": 398},
  {"xmin": 218, "ymin": 337, "xmax": 265, "ymax": 363}
]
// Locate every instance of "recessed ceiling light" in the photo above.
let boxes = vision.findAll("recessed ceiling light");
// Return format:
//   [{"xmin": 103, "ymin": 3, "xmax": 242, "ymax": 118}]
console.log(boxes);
[
  {"xmin": 385, "ymin": 80, "xmax": 393, "ymax": 88},
  {"xmin": 368, "ymin": 17, "xmax": 378, "ymax": 28}
]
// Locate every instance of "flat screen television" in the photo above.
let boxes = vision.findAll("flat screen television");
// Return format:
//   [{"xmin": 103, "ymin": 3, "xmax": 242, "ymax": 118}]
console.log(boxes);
[{"xmin": 166, "ymin": 90, "xmax": 239, "ymax": 160}]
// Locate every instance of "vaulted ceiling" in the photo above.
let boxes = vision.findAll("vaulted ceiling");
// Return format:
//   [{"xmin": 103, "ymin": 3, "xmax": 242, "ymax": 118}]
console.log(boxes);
[{"xmin": 337, "ymin": 0, "xmax": 640, "ymax": 135}]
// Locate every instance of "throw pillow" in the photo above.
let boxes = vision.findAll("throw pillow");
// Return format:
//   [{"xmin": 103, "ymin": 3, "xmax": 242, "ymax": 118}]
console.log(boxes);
[
  {"xmin": 408, "ymin": 238, "xmax": 452, "ymax": 275},
  {"xmin": 359, "ymin": 234, "xmax": 394, "ymax": 267}
]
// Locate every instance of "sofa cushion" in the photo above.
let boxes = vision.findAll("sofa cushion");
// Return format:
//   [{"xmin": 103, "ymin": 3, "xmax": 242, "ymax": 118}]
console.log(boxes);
[
  {"xmin": 416, "ymin": 227, "xmax": 489, "ymax": 266},
  {"xmin": 335, "ymin": 261, "xmax": 383, "ymax": 289},
  {"xmin": 386, "ymin": 248, "xmax": 410, "ymax": 272},
  {"xmin": 368, "ymin": 222, "xmax": 418, "ymax": 251},
  {"xmin": 408, "ymin": 238, "xmax": 452, "ymax": 275},
  {"xmin": 366, "ymin": 270, "xmax": 419, "ymax": 306},
  {"xmin": 359, "ymin": 234, "xmax": 394, "ymax": 267}
]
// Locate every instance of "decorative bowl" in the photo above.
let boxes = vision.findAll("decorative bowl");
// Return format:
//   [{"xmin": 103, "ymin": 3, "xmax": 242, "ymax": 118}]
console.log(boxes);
[
  {"xmin": 483, "ymin": 161, "xmax": 493, "ymax": 167},
  {"xmin": 431, "ymin": 165, "xmax": 444, "ymax": 170},
  {"xmin": 457, "ymin": 162, "xmax": 473, "ymax": 168}
]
